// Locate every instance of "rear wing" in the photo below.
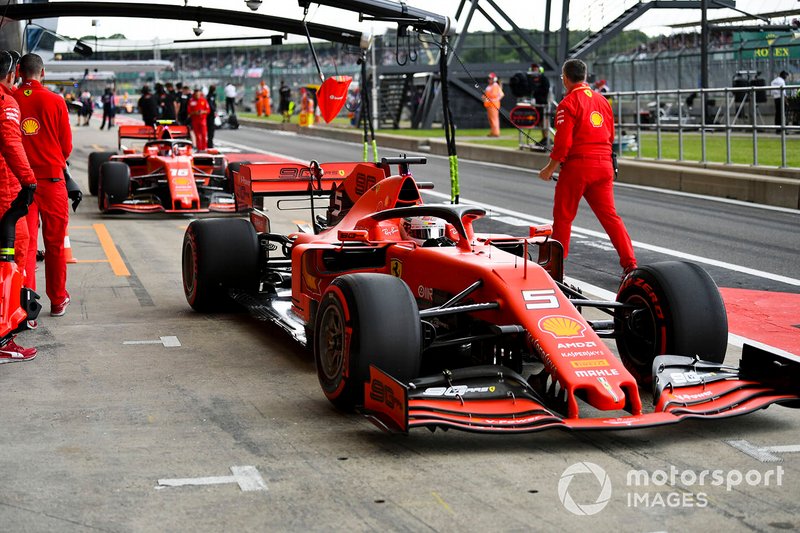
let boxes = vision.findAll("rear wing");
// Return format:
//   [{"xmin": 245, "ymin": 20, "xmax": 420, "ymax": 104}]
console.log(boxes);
[
  {"xmin": 117, "ymin": 122, "xmax": 191, "ymax": 149},
  {"xmin": 233, "ymin": 161, "xmax": 389, "ymax": 210}
]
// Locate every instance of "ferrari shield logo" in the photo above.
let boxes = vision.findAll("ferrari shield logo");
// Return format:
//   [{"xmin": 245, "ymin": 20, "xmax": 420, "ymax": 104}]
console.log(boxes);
[
  {"xmin": 390, "ymin": 259, "xmax": 403, "ymax": 278},
  {"xmin": 23, "ymin": 89, "xmax": 32, "ymax": 96}
]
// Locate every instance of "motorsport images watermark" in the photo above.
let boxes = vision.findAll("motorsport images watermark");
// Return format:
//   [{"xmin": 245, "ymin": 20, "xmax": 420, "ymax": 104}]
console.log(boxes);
[{"xmin": 557, "ymin": 461, "xmax": 785, "ymax": 515}]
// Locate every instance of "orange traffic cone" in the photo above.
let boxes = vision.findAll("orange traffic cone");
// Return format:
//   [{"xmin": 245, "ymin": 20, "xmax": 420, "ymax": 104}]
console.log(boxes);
[{"xmin": 64, "ymin": 229, "xmax": 77, "ymax": 264}]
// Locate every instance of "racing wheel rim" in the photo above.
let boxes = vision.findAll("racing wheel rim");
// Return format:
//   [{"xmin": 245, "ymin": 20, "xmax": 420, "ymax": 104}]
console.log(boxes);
[
  {"xmin": 618, "ymin": 293, "xmax": 659, "ymax": 368},
  {"xmin": 318, "ymin": 305, "xmax": 345, "ymax": 381}
]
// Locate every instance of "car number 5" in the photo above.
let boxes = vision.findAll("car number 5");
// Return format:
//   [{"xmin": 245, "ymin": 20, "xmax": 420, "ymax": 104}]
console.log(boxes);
[{"xmin": 522, "ymin": 289, "xmax": 559, "ymax": 310}]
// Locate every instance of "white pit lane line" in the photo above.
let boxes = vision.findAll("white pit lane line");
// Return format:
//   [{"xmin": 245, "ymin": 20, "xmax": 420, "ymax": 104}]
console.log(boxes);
[{"xmin": 214, "ymin": 139, "xmax": 305, "ymax": 163}]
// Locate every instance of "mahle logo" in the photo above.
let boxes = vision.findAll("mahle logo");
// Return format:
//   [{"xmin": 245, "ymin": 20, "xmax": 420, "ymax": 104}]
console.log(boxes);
[{"xmin": 558, "ymin": 462, "xmax": 612, "ymax": 515}]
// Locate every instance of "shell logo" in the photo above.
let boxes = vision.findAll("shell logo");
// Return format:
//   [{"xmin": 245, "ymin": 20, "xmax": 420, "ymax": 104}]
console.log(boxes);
[
  {"xmin": 21, "ymin": 117, "xmax": 40, "ymax": 135},
  {"xmin": 538, "ymin": 315, "xmax": 586, "ymax": 339},
  {"xmin": 589, "ymin": 111, "xmax": 604, "ymax": 128}
]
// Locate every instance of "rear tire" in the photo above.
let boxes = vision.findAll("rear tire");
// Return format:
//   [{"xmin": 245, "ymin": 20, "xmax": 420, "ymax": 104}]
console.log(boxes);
[
  {"xmin": 98, "ymin": 162, "xmax": 130, "ymax": 212},
  {"xmin": 615, "ymin": 261, "xmax": 728, "ymax": 383},
  {"xmin": 88, "ymin": 151, "xmax": 116, "ymax": 195},
  {"xmin": 182, "ymin": 218, "xmax": 259, "ymax": 312},
  {"xmin": 314, "ymin": 273, "xmax": 421, "ymax": 411}
]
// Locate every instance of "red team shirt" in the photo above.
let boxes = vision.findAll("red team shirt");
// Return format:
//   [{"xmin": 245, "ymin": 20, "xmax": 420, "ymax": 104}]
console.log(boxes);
[
  {"xmin": 550, "ymin": 81, "xmax": 614, "ymax": 163},
  {"xmin": 16, "ymin": 79, "xmax": 72, "ymax": 179},
  {"xmin": 0, "ymin": 84, "xmax": 37, "ymax": 200},
  {"xmin": 187, "ymin": 96, "xmax": 210, "ymax": 120}
]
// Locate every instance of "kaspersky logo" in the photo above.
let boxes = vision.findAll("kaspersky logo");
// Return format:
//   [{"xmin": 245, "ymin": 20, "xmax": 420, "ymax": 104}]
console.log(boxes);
[{"xmin": 21, "ymin": 117, "xmax": 40, "ymax": 135}]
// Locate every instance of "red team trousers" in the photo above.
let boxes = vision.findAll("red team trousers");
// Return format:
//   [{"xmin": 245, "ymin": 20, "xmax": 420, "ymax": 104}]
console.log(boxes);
[
  {"xmin": 552, "ymin": 157, "xmax": 636, "ymax": 270},
  {"xmin": 25, "ymin": 178, "xmax": 69, "ymax": 303},
  {"xmin": 191, "ymin": 118, "xmax": 208, "ymax": 151}
]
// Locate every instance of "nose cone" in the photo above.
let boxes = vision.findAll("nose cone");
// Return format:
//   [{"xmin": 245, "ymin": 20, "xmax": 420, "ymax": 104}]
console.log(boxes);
[{"xmin": 585, "ymin": 376, "xmax": 627, "ymax": 410}]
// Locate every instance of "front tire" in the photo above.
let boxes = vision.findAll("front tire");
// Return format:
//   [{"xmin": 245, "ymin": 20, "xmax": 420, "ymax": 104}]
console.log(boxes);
[
  {"xmin": 98, "ymin": 161, "xmax": 130, "ymax": 212},
  {"xmin": 88, "ymin": 151, "xmax": 116, "ymax": 195},
  {"xmin": 314, "ymin": 273, "xmax": 421, "ymax": 411},
  {"xmin": 615, "ymin": 261, "xmax": 728, "ymax": 383},
  {"xmin": 182, "ymin": 218, "xmax": 259, "ymax": 312}
]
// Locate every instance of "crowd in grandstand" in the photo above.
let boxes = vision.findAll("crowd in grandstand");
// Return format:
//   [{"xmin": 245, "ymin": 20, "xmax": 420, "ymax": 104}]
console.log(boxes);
[{"xmin": 630, "ymin": 30, "xmax": 735, "ymax": 57}]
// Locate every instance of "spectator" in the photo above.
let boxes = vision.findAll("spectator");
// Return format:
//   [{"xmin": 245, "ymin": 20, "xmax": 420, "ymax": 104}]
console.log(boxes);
[
  {"xmin": 161, "ymin": 82, "xmax": 177, "ymax": 121},
  {"xmin": 224, "ymin": 81, "xmax": 237, "ymax": 115},
  {"xmin": 0, "ymin": 50, "xmax": 38, "ymax": 359},
  {"xmin": 483, "ymin": 72, "xmax": 504, "ymax": 137},
  {"xmin": 79, "ymin": 89, "xmax": 93, "ymax": 126},
  {"xmin": 206, "ymin": 85, "xmax": 217, "ymax": 149},
  {"xmin": 99, "ymin": 87, "xmax": 116, "ymax": 130},
  {"xmin": 137, "ymin": 85, "xmax": 158, "ymax": 126},
  {"xmin": 538, "ymin": 59, "xmax": 637, "ymax": 279},
  {"xmin": 16, "ymin": 53, "xmax": 74, "ymax": 318},
  {"xmin": 177, "ymin": 84, "xmax": 192, "ymax": 125},
  {"xmin": 154, "ymin": 82, "xmax": 165, "ymax": 117},
  {"xmin": 771, "ymin": 70, "xmax": 789, "ymax": 130}
]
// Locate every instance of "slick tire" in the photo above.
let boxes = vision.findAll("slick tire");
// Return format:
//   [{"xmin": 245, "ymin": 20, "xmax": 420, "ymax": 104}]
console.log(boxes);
[
  {"xmin": 88, "ymin": 151, "xmax": 116, "ymax": 196},
  {"xmin": 314, "ymin": 273, "xmax": 421, "ymax": 411},
  {"xmin": 182, "ymin": 218, "xmax": 259, "ymax": 312},
  {"xmin": 98, "ymin": 162, "xmax": 130, "ymax": 212},
  {"xmin": 615, "ymin": 261, "xmax": 728, "ymax": 384}
]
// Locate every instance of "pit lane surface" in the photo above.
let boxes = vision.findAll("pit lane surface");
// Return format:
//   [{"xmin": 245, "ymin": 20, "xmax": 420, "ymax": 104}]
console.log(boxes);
[{"xmin": 1, "ymin": 124, "xmax": 798, "ymax": 532}]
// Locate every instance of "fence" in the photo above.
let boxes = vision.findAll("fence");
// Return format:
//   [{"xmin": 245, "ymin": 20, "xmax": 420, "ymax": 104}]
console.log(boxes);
[
  {"xmin": 607, "ymin": 83, "xmax": 800, "ymax": 168},
  {"xmin": 592, "ymin": 35, "xmax": 800, "ymax": 93}
]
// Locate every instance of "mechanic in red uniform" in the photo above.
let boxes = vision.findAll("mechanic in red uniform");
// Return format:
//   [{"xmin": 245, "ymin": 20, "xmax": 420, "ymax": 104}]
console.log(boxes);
[
  {"xmin": 538, "ymin": 59, "xmax": 637, "ymax": 277},
  {"xmin": 187, "ymin": 87, "xmax": 210, "ymax": 151},
  {"xmin": 16, "ymin": 53, "xmax": 73, "ymax": 317},
  {"xmin": 0, "ymin": 50, "xmax": 38, "ymax": 361}
]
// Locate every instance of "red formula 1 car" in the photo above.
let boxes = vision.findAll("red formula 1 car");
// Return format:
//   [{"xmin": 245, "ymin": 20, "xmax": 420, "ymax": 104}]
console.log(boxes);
[
  {"xmin": 87, "ymin": 122, "xmax": 243, "ymax": 214},
  {"xmin": 181, "ymin": 157, "xmax": 800, "ymax": 434}
]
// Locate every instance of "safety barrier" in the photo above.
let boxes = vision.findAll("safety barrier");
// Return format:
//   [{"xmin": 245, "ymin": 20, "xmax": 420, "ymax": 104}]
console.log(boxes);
[{"xmin": 606, "ymin": 84, "xmax": 800, "ymax": 168}]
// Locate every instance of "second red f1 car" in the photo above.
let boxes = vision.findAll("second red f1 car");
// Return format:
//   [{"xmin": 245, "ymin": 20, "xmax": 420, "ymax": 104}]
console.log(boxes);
[
  {"xmin": 181, "ymin": 157, "xmax": 800, "ymax": 434},
  {"xmin": 87, "ymin": 122, "xmax": 248, "ymax": 214}
]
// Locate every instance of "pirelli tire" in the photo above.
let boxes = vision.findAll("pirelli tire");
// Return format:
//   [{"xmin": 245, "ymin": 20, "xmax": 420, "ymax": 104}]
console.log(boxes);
[
  {"xmin": 98, "ymin": 161, "xmax": 130, "ymax": 212},
  {"xmin": 182, "ymin": 218, "xmax": 259, "ymax": 312},
  {"xmin": 314, "ymin": 273, "xmax": 421, "ymax": 411},
  {"xmin": 615, "ymin": 261, "xmax": 728, "ymax": 383},
  {"xmin": 88, "ymin": 151, "xmax": 116, "ymax": 196}
]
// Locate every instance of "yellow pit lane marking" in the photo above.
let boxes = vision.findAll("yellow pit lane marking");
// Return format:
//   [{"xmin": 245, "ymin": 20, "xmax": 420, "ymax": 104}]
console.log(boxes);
[{"xmin": 92, "ymin": 223, "xmax": 130, "ymax": 276}]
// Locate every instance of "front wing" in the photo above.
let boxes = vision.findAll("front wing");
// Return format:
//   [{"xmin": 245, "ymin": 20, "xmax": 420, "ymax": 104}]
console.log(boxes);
[
  {"xmin": 104, "ymin": 199, "xmax": 236, "ymax": 214},
  {"xmin": 362, "ymin": 344, "xmax": 800, "ymax": 434}
]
